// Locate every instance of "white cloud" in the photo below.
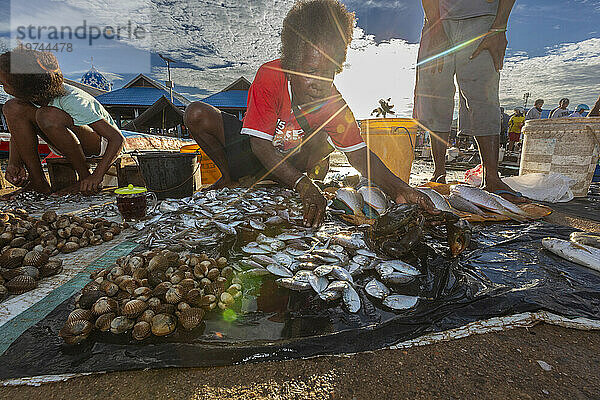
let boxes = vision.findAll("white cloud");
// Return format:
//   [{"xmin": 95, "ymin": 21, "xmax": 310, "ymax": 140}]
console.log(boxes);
[{"xmin": 500, "ymin": 38, "xmax": 600, "ymax": 108}]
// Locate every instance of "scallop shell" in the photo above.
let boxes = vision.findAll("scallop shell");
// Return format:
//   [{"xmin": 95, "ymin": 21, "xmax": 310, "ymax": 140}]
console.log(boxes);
[
  {"xmin": 13, "ymin": 266, "xmax": 40, "ymax": 280},
  {"xmin": 10, "ymin": 237, "xmax": 27, "ymax": 248},
  {"xmin": 100, "ymin": 280, "xmax": 119, "ymax": 297},
  {"xmin": 118, "ymin": 277, "xmax": 139, "ymax": 294},
  {"xmin": 39, "ymin": 259, "xmax": 63, "ymax": 278},
  {"xmin": 133, "ymin": 287, "xmax": 152, "ymax": 297},
  {"xmin": 62, "ymin": 242, "xmax": 80, "ymax": 253},
  {"xmin": 78, "ymin": 290, "xmax": 104, "ymax": 309},
  {"xmin": 151, "ymin": 313, "xmax": 177, "ymax": 336},
  {"xmin": 22, "ymin": 250, "xmax": 49, "ymax": 268},
  {"xmin": 60, "ymin": 319, "xmax": 93, "ymax": 345},
  {"xmin": 178, "ymin": 307, "xmax": 205, "ymax": 331},
  {"xmin": 67, "ymin": 308, "xmax": 93, "ymax": 323},
  {"xmin": 147, "ymin": 297, "xmax": 162, "ymax": 311},
  {"xmin": 132, "ymin": 268, "xmax": 148, "ymax": 280},
  {"xmin": 157, "ymin": 303, "xmax": 176, "ymax": 315},
  {"xmin": 110, "ymin": 316, "xmax": 135, "ymax": 334},
  {"xmin": 6, "ymin": 275, "xmax": 37, "ymax": 294},
  {"xmin": 152, "ymin": 281, "xmax": 172, "ymax": 298},
  {"xmin": 122, "ymin": 299, "xmax": 147, "ymax": 318},
  {"xmin": 0, "ymin": 248, "xmax": 28, "ymax": 268},
  {"xmin": 193, "ymin": 262, "xmax": 209, "ymax": 278},
  {"xmin": 95, "ymin": 312, "xmax": 116, "ymax": 332},
  {"xmin": 92, "ymin": 297, "xmax": 119, "ymax": 316},
  {"xmin": 216, "ymin": 257, "xmax": 228, "ymax": 267},
  {"xmin": 206, "ymin": 268, "xmax": 220, "ymax": 280},
  {"xmin": 71, "ymin": 226, "xmax": 85, "ymax": 237},
  {"xmin": 132, "ymin": 321, "xmax": 151, "ymax": 341},
  {"xmin": 220, "ymin": 266, "xmax": 234, "ymax": 279},
  {"xmin": 179, "ymin": 278, "xmax": 196, "ymax": 292},
  {"xmin": 1, "ymin": 267, "xmax": 20, "ymax": 281},
  {"xmin": 147, "ymin": 255, "xmax": 169, "ymax": 271},
  {"xmin": 164, "ymin": 285, "xmax": 185, "ymax": 304},
  {"xmin": 220, "ymin": 292, "xmax": 235, "ymax": 307},
  {"xmin": 82, "ymin": 280, "xmax": 100, "ymax": 294},
  {"xmin": 185, "ymin": 288, "xmax": 203, "ymax": 307}
]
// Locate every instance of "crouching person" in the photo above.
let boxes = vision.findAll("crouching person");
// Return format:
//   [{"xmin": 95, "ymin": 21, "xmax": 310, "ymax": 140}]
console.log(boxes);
[{"xmin": 0, "ymin": 48, "xmax": 124, "ymax": 195}]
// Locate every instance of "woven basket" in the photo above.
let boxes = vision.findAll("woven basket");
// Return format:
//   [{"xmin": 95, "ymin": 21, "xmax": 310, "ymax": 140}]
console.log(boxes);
[{"xmin": 520, "ymin": 117, "xmax": 600, "ymax": 197}]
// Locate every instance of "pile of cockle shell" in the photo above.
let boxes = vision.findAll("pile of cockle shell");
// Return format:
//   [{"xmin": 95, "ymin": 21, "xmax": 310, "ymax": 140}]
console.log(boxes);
[
  {"xmin": 59, "ymin": 249, "xmax": 243, "ymax": 344},
  {"xmin": 0, "ymin": 209, "xmax": 125, "ymax": 301}
]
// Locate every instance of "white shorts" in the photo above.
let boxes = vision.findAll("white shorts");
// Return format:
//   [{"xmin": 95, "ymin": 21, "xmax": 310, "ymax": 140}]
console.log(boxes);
[
  {"xmin": 47, "ymin": 135, "xmax": 108, "ymax": 157},
  {"xmin": 413, "ymin": 15, "xmax": 501, "ymax": 136}
]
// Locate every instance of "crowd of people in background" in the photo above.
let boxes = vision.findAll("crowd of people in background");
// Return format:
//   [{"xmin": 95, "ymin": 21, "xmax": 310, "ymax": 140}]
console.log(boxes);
[{"xmin": 500, "ymin": 94, "xmax": 600, "ymax": 153}]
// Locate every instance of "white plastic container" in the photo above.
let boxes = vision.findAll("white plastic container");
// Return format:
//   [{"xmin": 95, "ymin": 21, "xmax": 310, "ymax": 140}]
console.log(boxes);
[{"xmin": 520, "ymin": 118, "xmax": 600, "ymax": 197}]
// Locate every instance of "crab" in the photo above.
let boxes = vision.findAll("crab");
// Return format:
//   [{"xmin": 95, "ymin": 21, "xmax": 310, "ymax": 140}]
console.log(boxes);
[{"xmin": 367, "ymin": 204, "xmax": 471, "ymax": 258}]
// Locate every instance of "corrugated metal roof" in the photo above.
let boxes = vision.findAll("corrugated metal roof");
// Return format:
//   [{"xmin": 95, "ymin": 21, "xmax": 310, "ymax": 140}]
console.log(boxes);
[
  {"xmin": 202, "ymin": 90, "xmax": 248, "ymax": 108},
  {"xmin": 96, "ymin": 87, "xmax": 187, "ymax": 107}
]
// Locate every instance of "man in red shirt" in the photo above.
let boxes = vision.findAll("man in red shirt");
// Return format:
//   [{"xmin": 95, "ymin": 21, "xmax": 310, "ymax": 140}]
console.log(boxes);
[{"xmin": 184, "ymin": 0, "xmax": 435, "ymax": 227}]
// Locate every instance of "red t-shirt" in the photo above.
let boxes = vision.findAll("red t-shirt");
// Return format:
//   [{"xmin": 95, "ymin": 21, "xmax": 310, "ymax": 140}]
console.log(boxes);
[{"xmin": 241, "ymin": 59, "xmax": 366, "ymax": 154}]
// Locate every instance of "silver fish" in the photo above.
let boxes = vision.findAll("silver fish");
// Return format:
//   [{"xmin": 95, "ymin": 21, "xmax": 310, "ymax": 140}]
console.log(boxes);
[
  {"xmin": 293, "ymin": 270, "xmax": 315, "ymax": 283},
  {"xmin": 270, "ymin": 240, "xmax": 286, "ymax": 251},
  {"xmin": 570, "ymin": 232, "xmax": 600, "ymax": 249},
  {"xmin": 312, "ymin": 248, "xmax": 349, "ymax": 265},
  {"xmin": 276, "ymin": 233, "xmax": 303, "ymax": 241},
  {"xmin": 319, "ymin": 289, "xmax": 342, "ymax": 301},
  {"xmin": 329, "ymin": 266, "xmax": 354, "ymax": 283},
  {"xmin": 242, "ymin": 244, "xmax": 271, "ymax": 255},
  {"xmin": 488, "ymin": 192, "xmax": 529, "ymax": 217},
  {"xmin": 256, "ymin": 234, "xmax": 276, "ymax": 245},
  {"xmin": 308, "ymin": 274, "xmax": 329, "ymax": 294},
  {"xmin": 542, "ymin": 238, "xmax": 600, "ymax": 272},
  {"xmin": 365, "ymin": 279, "xmax": 390, "ymax": 299},
  {"xmin": 334, "ymin": 187, "xmax": 364, "ymax": 215},
  {"xmin": 249, "ymin": 220, "xmax": 266, "ymax": 230},
  {"xmin": 250, "ymin": 254, "xmax": 277, "ymax": 266},
  {"xmin": 446, "ymin": 193, "xmax": 486, "ymax": 216},
  {"xmin": 376, "ymin": 264, "xmax": 417, "ymax": 284},
  {"xmin": 276, "ymin": 277, "xmax": 311, "ymax": 291},
  {"xmin": 450, "ymin": 185, "xmax": 526, "ymax": 222},
  {"xmin": 326, "ymin": 280, "xmax": 349, "ymax": 292},
  {"xmin": 313, "ymin": 265, "xmax": 334, "ymax": 277},
  {"xmin": 342, "ymin": 284, "xmax": 361, "ymax": 313},
  {"xmin": 286, "ymin": 248, "xmax": 307, "ymax": 257},
  {"xmin": 241, "ymin": 268, "xmax": 271, "ymax": 277},
  {"xmin": 380, "ymin": 260, "xmax": 420, "ymax": 276},
  {"xmin": 266, "ymin": 264, "xmax": 293, "ymax": 277},
  {"xmin": 214, "ymin": 221, "xmax": 237, "ymax": 235},
  {"xmin": 346, "ymin": 263, "xmax": 362, "ymax": 276},
  {"xmin": 382, "ymin": 294, "xmax": 419, "ymax": 310},
  {"xmin": 272, "ymin": 253, "xmax": 294, "ymax": 267},
  {"xmin": 417, "ymin": 187, "xmax": 454, "ymax": 213},
  {"xmin": 358, "ymin": 186, "xmax": 389, "ymax": 216}
]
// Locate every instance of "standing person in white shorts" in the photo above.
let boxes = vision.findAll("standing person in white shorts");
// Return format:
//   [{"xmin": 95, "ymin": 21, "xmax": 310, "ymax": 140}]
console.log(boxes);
[{"xmin": 414, "ymin": 0, "xmax": 525, "ymax": 202}]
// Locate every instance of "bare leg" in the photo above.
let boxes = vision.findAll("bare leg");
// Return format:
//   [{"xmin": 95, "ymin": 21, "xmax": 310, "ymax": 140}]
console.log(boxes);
[
  {"xmin": 475, "ymin": 135, "xmax": 527, "ymax": 203},
  {"xmin": 430, "ymin": 131, "xmax": 449, "ymax": 183},
  {"xmin": 184, "ymin": 102, "xmax": 231, "ymax": 189},
  {"xmin": 35, "ymin": 106, "xmax": 95, "ymax": 182},
  {"xmin": 507, "ymin": 140, "xmax": 514, "ymax": 152},
  {"xmin": 2, "ymin": 99, "xmax": 51, "ymax": 193}
]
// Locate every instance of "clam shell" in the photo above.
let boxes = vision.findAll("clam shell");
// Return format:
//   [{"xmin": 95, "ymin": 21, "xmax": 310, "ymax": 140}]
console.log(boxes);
[
  {"xmin": 6, "ymin": 275, "xmax": 37, "ymax": 294},
  {"xmin": 220, "ymin": 292, "xmax": 235, "ymax": 307},
  {"xmin": 137, "ymin": 309, "xmax": 155, "ymax": 324},
  {"xmin": 22, "ymin": 250, "xmax": 49, "ymax": 268},
  {"xmin": 110, "ymin": 316, "xmax": 135, "ymax": 334},
  {"xmin": 133, "ymin": 287, "xmax": 152, "ymax": 297},
  {"xmin": 0, "ymin": 248, "xmax": 28, "ymax": 268},
  {"xmin": 179, "ymin": 278, "xmax": 196, "ymax": 292},
  {"xmin": 39, "ymin": 259, "xmax": 63, "ymax": 278},
  {"xmin": 178, "ymin": 307, "xmax": 205, "ymax": 330},
  {"xmin": 67, "ymin": 308, "xmax": 93, "ymax": 323},
  {"xmin": 60, "ymin": 319, "xmax": 93, "ymax": 345},
  {"xmin": 78, "ymin": 290, "xmax": 104, "ymax": 309},
  {"xmin": 152, "ymin": 281, "xmax": 172, "ymax": 298},
  {"xmin": 164, "ymin": 285, "xmax": 185, "ymax": 304},
  {"xmin": 13, "ymin": 266, "xmax": 40, "ymax": 280},
  {"xmin": 132, "ymin": 321, "xmax": 151, "ymax": 341},
  {"xmin": 206, "ymin": 268, "xmax": 220, "ymax": 280},
  {"xmin": 151, "ymin": 313, "xmax": 177, "ymax": 336},
  {"xmin": 118, "ymin": 277, "xmax": 139, "ymax": 294},
  {"xmin": 157, "ymin": 303, "xmax": 176, "ymax": 315},
  {"xmin": 147, "ymin": 297, "xmax": 162, "ymax": 311},
  {"xmin": 122, "ymin": 299, "xmax": 147, "ymax": 318},
  {"xmin": 185, "ymin": 288, "xmax": 203, "ymax": 306},
  {"xmin": 10, "ymin": 237, "xmax": 27, "ymax": 248},
  {"xmin": 100, "ymin": 280, "xmax": 119, "ymax": 297},
  {"xmin": 62, "ymin": 242, "xmax": 80, "ymax": 253},
  {"xmin": 82, "ymin": 280, "xmax": 101, "ymax": 294},
  {"xmin": 41, "ymin": 211, "xmax": 57, "ymax": 223},
  {"xmin": 95, "ymin": 312, "xmax": 116, "ymax": 331},
  {"xmin": 92, "ymin": 297, "xmax": 119, "ymax": 316},
  {"xmin": 1, "ymin": 267, "xmax": 20, "ymax": 281}
]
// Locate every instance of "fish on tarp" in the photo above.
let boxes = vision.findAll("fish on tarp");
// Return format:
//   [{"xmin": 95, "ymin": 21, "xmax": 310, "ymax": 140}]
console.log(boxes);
[
  {"xmin": 570, "ymin": 232, "xmax": 600, "ymax": 249},
  {"xmin": 416, "ymin": 187, "xmax": 454, "ymax": 213},
  {"xmin": 542, "ymin": 238, "xmax": 600, "ymax": 272},
  {"xmin": 449, "ymin": 185, "xmax": 527, "ymax": 222},
  {"xmin": 445, "ymin": 193, "xmax": 486, "ymax": 216}
]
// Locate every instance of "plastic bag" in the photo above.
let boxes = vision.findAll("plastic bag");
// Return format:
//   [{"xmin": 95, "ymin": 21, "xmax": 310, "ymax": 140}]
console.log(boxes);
[
  {"xmin": 502, "ymin": 173, "xmax": 575, "ymax": 203},
  {"xmin": 464, "ymin": 164, "xmax": 483, "ymax": 186}
]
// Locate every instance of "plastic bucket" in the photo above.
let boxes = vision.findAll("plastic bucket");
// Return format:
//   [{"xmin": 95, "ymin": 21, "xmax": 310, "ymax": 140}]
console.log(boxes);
[
  {"xmin": 359, "ymin": 118, "xmax": 417, "ymax": 183},
  {"xmin": 134, "ymin": 151, "xmax": 201, "ymax": 200},
  {"xmin": 520, "ymin": 118, "xmax": 600, "ymax": 197},
  {"xmin": 180, "ymin": 144, "xmax": 222, "ymax": 186}
]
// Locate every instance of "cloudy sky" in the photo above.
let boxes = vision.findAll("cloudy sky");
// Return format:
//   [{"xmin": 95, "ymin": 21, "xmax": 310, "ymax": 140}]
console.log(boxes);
[{"xmin": 1, "ymin": 0, "xmax": 600, "ymax": 118}]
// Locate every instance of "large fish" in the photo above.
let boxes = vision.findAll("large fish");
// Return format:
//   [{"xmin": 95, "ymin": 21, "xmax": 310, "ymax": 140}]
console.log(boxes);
[
  {"xmin": 542, "ymin": 238, "xmax": 600, "ymax": 272},
  {"xmin": 449, "ymin": 185, "xmax": 527, "ymax": 222},
  {"xmin": 570, "ymin": 232, "xmax": 600, "ymax": 249},
  {"xmin": 416, "ymin": 187, "xmax": 454, "ymax": 213},
  {"xmin": 445, "ymin": 193, "xmax": 486, "ymax": 216}
]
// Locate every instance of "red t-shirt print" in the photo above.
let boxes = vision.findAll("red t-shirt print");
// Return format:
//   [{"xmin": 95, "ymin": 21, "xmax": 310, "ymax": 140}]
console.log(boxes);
[{"xmin": 241, "ymin": 59, "xmax": 366, "ymax": 154}]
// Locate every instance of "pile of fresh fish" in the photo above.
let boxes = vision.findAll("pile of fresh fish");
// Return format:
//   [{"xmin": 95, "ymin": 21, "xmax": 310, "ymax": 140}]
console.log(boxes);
[
  {"xmin": 331, "ymin": 186, "xmax": 390, "ymax": 218},
  {"xmin": 1, "ymin": 191, "xmax": 119, "ymax": 219},
  {"xmin": 60, "ymin": 249, "xmax": 242, "ymax": 344},
  {"xmin": 542, "ymin": 232, "xmax": 600, "ymax": 272},
  {"xmin": 416, "ymin": 184, "xmax": 530, "ymax": 222},
  {"xmin": 0, "ymin": 209, "xmax": 125, "ymax": 301}
]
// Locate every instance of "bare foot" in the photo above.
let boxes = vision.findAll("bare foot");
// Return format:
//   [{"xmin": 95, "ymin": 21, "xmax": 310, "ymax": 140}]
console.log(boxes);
[
  {"xmin": 430, "ymin": 173, "xmax": 446, "ymax": 184},
  {"xmin": 482, "ymin": 180, "xmax": 530, "ymax": 204}
]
